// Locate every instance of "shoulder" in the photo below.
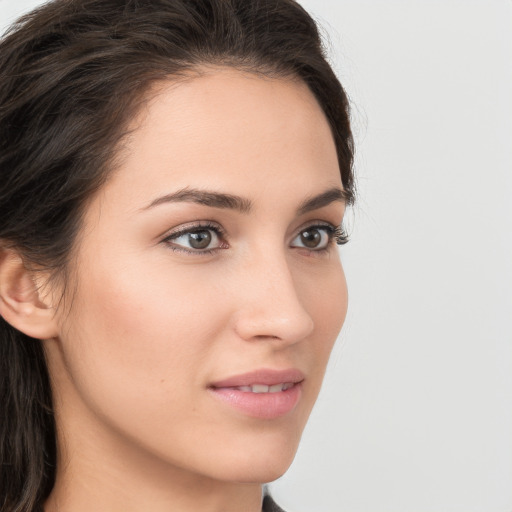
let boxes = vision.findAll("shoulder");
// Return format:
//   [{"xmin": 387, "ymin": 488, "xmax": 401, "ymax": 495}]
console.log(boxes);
[{"xmin": 262, "ymin": 494, "xmax": 287, "ymax": 512}]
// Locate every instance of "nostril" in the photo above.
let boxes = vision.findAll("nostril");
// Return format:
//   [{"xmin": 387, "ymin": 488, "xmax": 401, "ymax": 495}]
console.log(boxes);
[{"xmin": 233, "ymin": 310, "xmax": 314, "ymax": 345}]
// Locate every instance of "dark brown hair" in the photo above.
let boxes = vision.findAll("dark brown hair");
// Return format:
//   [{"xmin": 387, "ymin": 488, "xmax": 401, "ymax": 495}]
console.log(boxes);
[{"xmin": 0, "ymin": 1, "xmax": 354, "ymax": 510}]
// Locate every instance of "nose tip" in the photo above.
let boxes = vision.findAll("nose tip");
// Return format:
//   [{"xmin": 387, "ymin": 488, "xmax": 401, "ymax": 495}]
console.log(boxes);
[
  {"xmin": 235, "ymin": 312, "xmax": 314, "ymax": 344},
  {"xmin": 233, "ymin": 271, "xmax": 315, "ymax": 345}
]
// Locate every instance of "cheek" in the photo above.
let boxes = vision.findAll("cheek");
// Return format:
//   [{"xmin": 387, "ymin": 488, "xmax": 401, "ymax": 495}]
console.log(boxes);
[
  {"xmin": 302, "ymin": 258, "xmax": 348, "ymax": 344},
  {"xmin": 58, "ymin": 253, "xmax": 227, "ymax": 422},
  {"xmin": 49, "ymin": 242, "xmax": 348, "ymax": 481},
  {"xmin": 293, "ymin": 258, "xmax": 348, "ymax": 396}
]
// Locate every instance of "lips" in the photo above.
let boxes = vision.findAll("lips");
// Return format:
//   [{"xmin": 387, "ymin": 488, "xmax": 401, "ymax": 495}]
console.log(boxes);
[
  {"xmin": 232, "ymin": 383, "xmax": 294, "ymax": 393},
  {"xmin": 210, "ymin": 368, "xmax": 304, "ymax": 389},
  {"xmin": 209, "ymin": 368, "xmax": 304, "ymax": 419}
]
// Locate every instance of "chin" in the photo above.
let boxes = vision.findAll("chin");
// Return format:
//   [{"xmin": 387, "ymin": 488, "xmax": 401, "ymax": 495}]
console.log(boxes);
[
  {"xmin": 226, "ymin": 458, "xmax": 295, "ymax": 484},
  {"xmin": 210, "ymin": 435, "xmax": 301, "ymax": 484},
  {"xmin": 198, "ymin": 399, "xmax": 314, "ymax": 484},
  {"xmin": 244, "ymin": 462, "xmax": 293, "ymax": 484}
]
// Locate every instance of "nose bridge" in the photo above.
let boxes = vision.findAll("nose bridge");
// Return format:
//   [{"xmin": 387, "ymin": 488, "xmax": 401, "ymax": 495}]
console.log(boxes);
[{"xmin": 233, "ymin": 245, "xmax": 314, "ymax": 344}]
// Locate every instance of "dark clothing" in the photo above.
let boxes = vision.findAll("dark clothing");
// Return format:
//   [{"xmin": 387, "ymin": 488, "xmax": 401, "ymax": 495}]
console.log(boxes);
[{"xmin": 262, "ymin": 495, "xmax": 286, "ymax": 512}]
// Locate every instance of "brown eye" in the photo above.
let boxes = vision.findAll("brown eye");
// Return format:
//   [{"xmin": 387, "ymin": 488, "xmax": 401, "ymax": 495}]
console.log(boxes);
[
  {"xmin": 188, "ymin": 230, "xmax": 212, "ymax": 249},
  {"xmin": 300, "ymin": 229, "xmax": 322, "ymax": 248},
  {"xmin": 165, "ymin": 226, "xmax": 222, "ymax": 252},
  {"xmin": 291, "ymin": 226, "xmax": 332, "ymax": 250}
]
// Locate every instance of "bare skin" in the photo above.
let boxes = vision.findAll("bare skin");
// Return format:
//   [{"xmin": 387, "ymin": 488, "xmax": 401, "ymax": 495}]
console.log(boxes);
[{"xmin": 9, "ymin": 68, "xmax": 348, "ymax": 512}]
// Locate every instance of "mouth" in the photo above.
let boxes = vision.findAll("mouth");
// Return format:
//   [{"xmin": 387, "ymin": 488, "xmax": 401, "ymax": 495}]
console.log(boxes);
[
  {"xmin": 208, "ymin": 369, "xmax": 304, "ymax": 419},
  {"xmin": 226, "ymin": 382, "xmax": 295, "ymax": 393}
]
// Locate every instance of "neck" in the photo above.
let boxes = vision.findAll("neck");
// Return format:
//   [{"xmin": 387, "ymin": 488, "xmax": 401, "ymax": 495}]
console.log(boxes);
[
  {"xmin": 44, "ymin": 380, "xmax": 263, "ymax": 512},
  {"xmin": 45, "ymin": 439, "xmax": 263, "ymax": 512},
  {"xmin": 43, "ymin": 341, "xmax": 266, "ymax": 512}
]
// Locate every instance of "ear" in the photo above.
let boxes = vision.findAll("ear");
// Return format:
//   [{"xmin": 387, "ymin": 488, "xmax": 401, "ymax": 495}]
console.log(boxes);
[{"xmin": 0, "ymin": 249, "xmax": 59, "ymax": 339}]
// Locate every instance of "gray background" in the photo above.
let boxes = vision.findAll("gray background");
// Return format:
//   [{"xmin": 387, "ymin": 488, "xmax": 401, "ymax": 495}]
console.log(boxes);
[{"xmin": 1, "ymin": 1, "xmax": 511, "ymax": 511}]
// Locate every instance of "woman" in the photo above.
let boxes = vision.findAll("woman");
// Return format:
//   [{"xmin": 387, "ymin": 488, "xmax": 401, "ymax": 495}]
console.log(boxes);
[{"xmin": 0, "ymin": 0, "xmax": 354, "ymax": 511}]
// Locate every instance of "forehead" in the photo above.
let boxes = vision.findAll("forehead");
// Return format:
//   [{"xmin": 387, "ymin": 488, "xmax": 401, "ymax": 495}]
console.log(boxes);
[{"xmin": 99, "ymin": 68, "xmax": 342, "ymax": 212}]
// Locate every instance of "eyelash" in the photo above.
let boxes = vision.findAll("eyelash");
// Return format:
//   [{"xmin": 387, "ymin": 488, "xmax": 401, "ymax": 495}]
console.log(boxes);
[
  {"xmin": 161, "ymin": 221, "xmax": 349, "ymax": 255},
  {"xmin": 332, "ymin": 225, "xmax": 350, "ymax": 246},
  {"xmin": 162, "ymin": 221, "xmax": 225, "ymax": 255}
]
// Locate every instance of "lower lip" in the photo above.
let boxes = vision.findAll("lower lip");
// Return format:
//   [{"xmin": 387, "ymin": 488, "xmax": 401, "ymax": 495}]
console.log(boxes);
[{"xmin": 208, "ymin": 383, "xmax": 302, "ymax": 419}]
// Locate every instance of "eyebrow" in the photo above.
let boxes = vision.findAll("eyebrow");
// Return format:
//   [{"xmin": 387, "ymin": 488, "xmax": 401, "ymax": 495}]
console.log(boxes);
[
  {"xmin": 297, "ymin": 187, "xmax": 350, "ymax": 215},
  {"xmin": 142, "ymin": 187, "xmax": 252, "ymax": 213},
  {"xmin": 142, "ymin": 186, "xmax": 349, "ymax": 214}
]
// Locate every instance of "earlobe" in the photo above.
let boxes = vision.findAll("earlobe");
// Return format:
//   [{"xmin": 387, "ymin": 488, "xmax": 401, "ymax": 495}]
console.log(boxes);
[{"xmin": 0, "ymin": 249, "xmax": 59, "ymax": 339}]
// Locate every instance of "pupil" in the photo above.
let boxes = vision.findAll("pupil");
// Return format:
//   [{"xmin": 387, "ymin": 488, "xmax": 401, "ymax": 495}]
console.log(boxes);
[
  {"xmin": 189, "ymin": 230, "xmax": 212, "ymax": 249},
  {"xmin": 301, "ymin": 229, "xmax": 321, "ymax": 248}
]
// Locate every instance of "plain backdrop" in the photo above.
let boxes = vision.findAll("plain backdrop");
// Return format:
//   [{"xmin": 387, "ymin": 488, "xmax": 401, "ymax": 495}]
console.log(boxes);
[{"xmin": 1, "ymin": 1, "xmax": 511, "ymax": 511}]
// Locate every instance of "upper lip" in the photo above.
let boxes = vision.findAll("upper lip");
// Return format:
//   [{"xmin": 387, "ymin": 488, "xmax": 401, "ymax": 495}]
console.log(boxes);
[{"xmin": 210, "ymin": 368, "xmax": 305, "ymax": 388}]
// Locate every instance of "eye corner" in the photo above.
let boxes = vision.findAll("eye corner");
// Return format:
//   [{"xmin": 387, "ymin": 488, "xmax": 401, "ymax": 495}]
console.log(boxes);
[{"xmin": 290, "ymin": 222, "xmax": 343, "ymax": 252}]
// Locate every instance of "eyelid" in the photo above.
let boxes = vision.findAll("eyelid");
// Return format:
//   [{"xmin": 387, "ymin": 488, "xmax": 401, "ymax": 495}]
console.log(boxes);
[
  {"xmin": 161, "ymin": 220, "xmax": 223, "ymax": 238},
  {"xmin": 159, "ymin": 219, "xmax": 349, "ymax": 255},
  {"xmin": 290, "ymin": 221, "xmax": 349, "ymax": 251},
  {"xmin": 161, "ymin": 221, "xmax": 227, "ymax": 254},
  {"xmin": 299, "ymin": 220, "xmax": 349, "ymax": 243}
]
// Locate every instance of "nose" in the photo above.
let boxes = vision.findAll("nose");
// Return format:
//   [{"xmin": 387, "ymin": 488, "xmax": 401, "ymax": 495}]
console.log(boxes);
[{"xmin": 232, "ymin": 250, "xmax": 315, "ymax": 345}]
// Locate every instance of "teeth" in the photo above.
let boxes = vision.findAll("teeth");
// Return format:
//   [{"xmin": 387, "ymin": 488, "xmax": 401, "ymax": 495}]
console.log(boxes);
[
  {"xmin": 234, "ymin": 383, "xmax": 294, "ymax": 393},
  {"xmin": 252, "ymin": 384, "xmax": 269, "ymax": 393}
]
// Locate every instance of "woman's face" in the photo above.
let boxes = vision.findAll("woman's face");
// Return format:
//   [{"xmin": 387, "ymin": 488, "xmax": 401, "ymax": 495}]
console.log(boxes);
[{"xmin": 46, "ymin": 68, "xmax": 348, "ymax": 485}]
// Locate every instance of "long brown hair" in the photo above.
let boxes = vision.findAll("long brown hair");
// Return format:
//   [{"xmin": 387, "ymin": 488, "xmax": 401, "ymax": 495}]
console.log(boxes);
[{"xmin": 0, "ymin": 1, "xmax": 354, "ymax": 510}]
